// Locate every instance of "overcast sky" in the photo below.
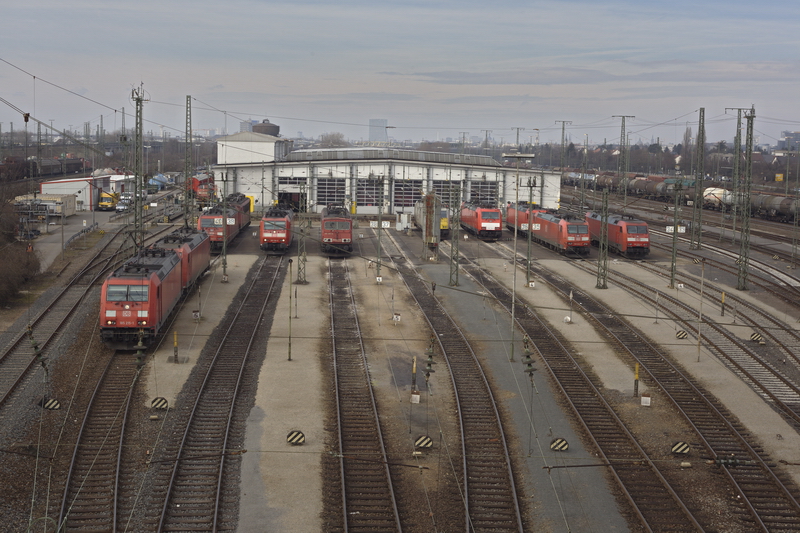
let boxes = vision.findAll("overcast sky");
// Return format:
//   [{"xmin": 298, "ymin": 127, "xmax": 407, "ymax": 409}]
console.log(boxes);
[{"xmin": 3, "ymin": 0, "xmax": 800, "ymax": 148}]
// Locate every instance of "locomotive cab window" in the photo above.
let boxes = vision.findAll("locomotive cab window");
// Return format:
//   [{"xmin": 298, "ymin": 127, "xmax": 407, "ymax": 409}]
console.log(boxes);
[
  {"xmin": 107, "ymin": 285, "xmax": 149, "ymax": 302},
  {"xmin": 200, "ymin": 218, "xmax": 222, "ymax": 228},
  {"xmin": 325, "ymin": 221, "xmax": 351, "ymax": 230},
  {"xmin": 481, "ymin": 212, "xmax": 500, "ymax": 220},
  {"xmin": 568, "ymin": 225, "xmax": 588, "ymax": 234},
  {"xmin": 264, "ymin": 221, "xmax": 286, "ymax": 229},
  {"xmin": 629, "ymin": 225, "xmax": 648, "ymax": 234}
]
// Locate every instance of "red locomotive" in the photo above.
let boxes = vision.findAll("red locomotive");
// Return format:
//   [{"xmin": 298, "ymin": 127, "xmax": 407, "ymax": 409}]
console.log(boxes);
[
  {"xmin": 100, "ymin": 228, "xmax": 211, "ymax": 349},
  {"xmin": 260, "ymin": 206, "xmax": 295, "ymax": 253},
  {"xmin": 585, "ymin": 212, "xmax": 650, "ymax": 258},
  {"xmin": 320, "ymin": 204, "xmax": 353, "ymax": 253},
  {"xmin": 197, "ymin": 193, "xmax": 251, "ymax": 252},
  {"xmin": 505, "ymin": 202, "xmax": 546, "ymax": 234},
  {"xmin": 460, "ymin": 201, "xmax": 503, "ymax": 241},
  {"xmin": 529, "ymin": 211, "xmax": 590, "ymax": 255},
  {"xmin": 188, "ymin": 173, "xmax": 216, "ymax": 206}
]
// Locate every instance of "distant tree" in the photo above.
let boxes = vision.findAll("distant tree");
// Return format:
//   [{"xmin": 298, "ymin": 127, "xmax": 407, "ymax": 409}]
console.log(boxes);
[
  {"xmin": 319, "ymin": 132, "xmax": 350, "ymax": 148},
  {"xmin": 715, "ymin": 140, "xmax": 727, "ymax": 153},
  {"xmin": 0, "ymin": 183, "xmax": 41, "ymax": 304},
  {"xmin": 648, "ymin": 143, "xmax": 663, "ymax": 154},
  {"xmin": 418, "ymin": 141, "xmax": 451, "ymax": 152}
]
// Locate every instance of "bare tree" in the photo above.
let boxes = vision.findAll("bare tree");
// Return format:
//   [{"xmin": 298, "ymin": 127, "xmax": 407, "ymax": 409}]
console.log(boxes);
[{"xmin": 318, "ymin": 132, "xmax": 350, "ymax": 148}]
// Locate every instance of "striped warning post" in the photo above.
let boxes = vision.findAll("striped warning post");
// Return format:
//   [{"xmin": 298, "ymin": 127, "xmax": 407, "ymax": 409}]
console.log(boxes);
[
  {"xmin": 415, "ymin": 435, "xmax": 433, "ymax": 449},
  {"xmin": 676, "ymin": 330, "xmax": 688, "ymax": 339},
  {"xmin": 287, "ymin": 430, "xmax": 305, "ymax": 445},
  {"xmin": 550, "ymin": 438, "xmax": 569, "ymax": 451},
  {"xmin": 40, "ymin": 398, "xmax": 61, "ymax": 410},
  {"xmin": 151, "ymin": 397, "xmax": 168, "ymax": 410},
  {"xmin": 671, "ymin": 441, "xmax": 690, "ymax": 455}
]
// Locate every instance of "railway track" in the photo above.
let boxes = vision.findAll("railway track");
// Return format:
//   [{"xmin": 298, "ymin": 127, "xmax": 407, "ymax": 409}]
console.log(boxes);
[
  {"xmin": 327, "ymin": 257, "xmax": 402, "ymax": 532},
  {"xmin": 587, "ymin": 262, "xmax": 800, "ymax": 426},
  {"xmin": 648, "ymin": 234, "xmax": 800, "ymax": 305},
  {"xmin": 449, "ymin": 243, "xmax": 702, "ymax": 531},
  {"xmin": 485, "ymin": 236, "xmax": 800, "ymax": 530},
  {"xmin": 382, "ymin": 233, "xmax": 526, "ymax": 532},
  {"xmin": 636, "ymin": 260, "xmax": 800, "ymax": 375},
  {"xmin": 562, "ymin": 259, "xmax": 800, "ymax": 529},
  {"xmin": 0, "ymin": 225, "xmax": 173, "ymax": 415},
  {"xmin": 56, "ymin": 351, "xmax": 141, "ymax": 532},
  {"xmin": 154, "ymin": 255, "xmax": 282, "ymax": 531}
]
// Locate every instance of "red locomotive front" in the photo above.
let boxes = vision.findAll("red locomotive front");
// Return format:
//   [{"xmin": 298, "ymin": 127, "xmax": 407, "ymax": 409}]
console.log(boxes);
[
  {"xmin": 320, "ymin": 204, "xmax": 352, "ymax": 253},
  {"xmin": 260, "ymin": 206, "xmax": 295, "ymax": 253},
  {"xmin": 461, "ymin": 202, "xmax": 503, "ymax": 240},
  {"xmin": 100, "ymin": 250, "xmax": 183, "ymax": 349}
]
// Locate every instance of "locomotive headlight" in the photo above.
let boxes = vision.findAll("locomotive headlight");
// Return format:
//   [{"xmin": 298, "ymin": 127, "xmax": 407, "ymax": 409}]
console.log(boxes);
[{"xmin": 124, "ymin": 304, "xmax": 131, "ymax": 310}]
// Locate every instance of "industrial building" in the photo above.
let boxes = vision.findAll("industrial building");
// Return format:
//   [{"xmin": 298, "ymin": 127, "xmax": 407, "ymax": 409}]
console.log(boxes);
[{"xmin": 212, "ymin": 130, "xmax": 561, "ymax": 215}]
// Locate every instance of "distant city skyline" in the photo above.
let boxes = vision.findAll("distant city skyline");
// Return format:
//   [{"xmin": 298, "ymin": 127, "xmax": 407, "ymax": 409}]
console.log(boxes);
[{"xmin": 3, "ymin": 1, "xmax": 800, "ymax": 149}]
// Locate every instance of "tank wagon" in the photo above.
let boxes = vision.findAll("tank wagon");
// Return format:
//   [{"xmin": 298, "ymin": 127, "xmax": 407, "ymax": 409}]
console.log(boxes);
[
  {"xmin": 460, "ymin": 201, "xmax": 503, "ymax": 241},
  {"xmin": 320, "ymin": 204, "xmax": 353, "ymax": 253},
  {"xmin": 197, "ymin": 193, "xmax": 251, "ymax": 252},
  {"xmin": 576, "ymin": 173, "xmax": 800, "ymax": 223},
  {"xmin": 585, "ymin": 212, "xmax": 650, "ymax": 258},
  {"xmin": 100, "ymin": 228, "xmax": 210, "ymax": 350},
  {"xmin": 260, "ymin": 206, "xmax": 295, "ymax": 253}
]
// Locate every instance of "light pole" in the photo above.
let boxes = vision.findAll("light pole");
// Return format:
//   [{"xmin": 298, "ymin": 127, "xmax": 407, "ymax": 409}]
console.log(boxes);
[
  {"xmin": 288, "ymin": 259, "xmax": 293, "ymax": 361},
  {"xmin": 376, "ymin": 174, "xmax": 385, "ymax": 282},
  {"xmin": 696, "ymin": 258, "xmax": 705, "ymax": 362},
  {"xmin": 502, "ymin": 151, "xmax": 536, "ymax": 363},
  {"xmin": 221, "ymin": 173, "xmax": 229, "ymax": 282}
]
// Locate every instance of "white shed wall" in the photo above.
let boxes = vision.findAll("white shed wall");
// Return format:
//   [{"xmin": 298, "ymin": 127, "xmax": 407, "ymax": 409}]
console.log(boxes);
[{"xmin": 214, "ymin": 159, "xmax": 561, "ymax": 215}]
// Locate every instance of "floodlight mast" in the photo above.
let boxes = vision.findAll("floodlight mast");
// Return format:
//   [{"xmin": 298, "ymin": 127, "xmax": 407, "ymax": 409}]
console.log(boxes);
[{"xmin": 502, "ymin": 151, "xmax": 536, "ymax": 364}]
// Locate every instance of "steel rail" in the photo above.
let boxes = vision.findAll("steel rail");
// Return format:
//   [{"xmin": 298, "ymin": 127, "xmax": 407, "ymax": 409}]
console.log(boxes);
[
  {"xmin": 328, "ymin": 257, "xmax": 402, "ymax": 532},
  {"xmin": 157, "ymin": 256, "xmax": 281, "ymax": 532}
]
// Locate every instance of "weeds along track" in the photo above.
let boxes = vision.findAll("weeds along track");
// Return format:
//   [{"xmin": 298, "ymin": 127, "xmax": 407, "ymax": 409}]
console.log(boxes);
[{"xmin": 383, "ymin": 231, "xmax": 526, "ymax": 532}]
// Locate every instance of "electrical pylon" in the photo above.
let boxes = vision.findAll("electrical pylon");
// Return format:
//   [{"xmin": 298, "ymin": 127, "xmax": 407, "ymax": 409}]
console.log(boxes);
[{"xmin": 737, "ymin": 106, "xmax": 756, "ymax": 291}]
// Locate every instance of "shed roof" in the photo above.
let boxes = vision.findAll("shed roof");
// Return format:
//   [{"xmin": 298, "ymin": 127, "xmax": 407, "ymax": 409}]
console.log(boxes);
[{"xmin": 218, "ymin": 131, "xmax": 282, "ymax": 143}]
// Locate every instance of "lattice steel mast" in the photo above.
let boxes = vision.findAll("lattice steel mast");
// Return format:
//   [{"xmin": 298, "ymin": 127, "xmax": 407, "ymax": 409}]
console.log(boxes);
[
  {"xmin": 449, "ymin": 184, "xmax": 460, "ymax": 287},
  {"xmin": 613, "ymin": 116, "xmax": 633, "ymax": 215},
  {"xmin": 595, "ymin": 189, "xmax": 609, "ymax": 289},
  {"xmin": 184, "ymin": 96, "xmax": 193, "ymax": 226},
  {"xmin": 690, "ymin": 107, "xmax": 705, "ymax": 249},
  {"xmin": 132, "ymin": 87, "xmax": 146, "ymax": 252},
  {"xmin": 736, "ymin": 106, "xmax": 756, "ymax": 291},
  {"xmin": 727, "ymin": 108, "xmax": 744, "ymax": 244}
]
